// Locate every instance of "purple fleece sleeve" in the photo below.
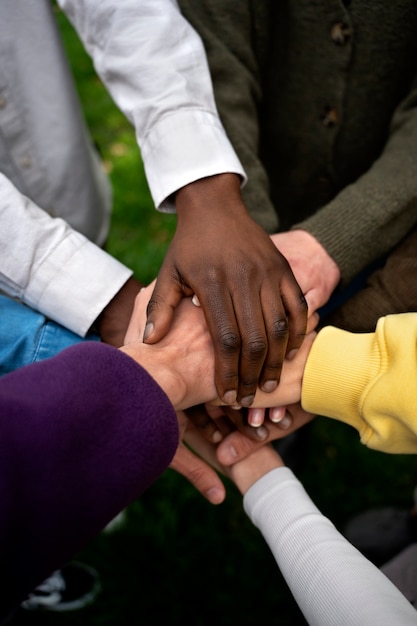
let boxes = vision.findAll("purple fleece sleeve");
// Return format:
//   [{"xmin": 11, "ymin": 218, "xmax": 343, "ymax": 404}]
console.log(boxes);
[{"xmin": 0, "ymin": 342, "xmax": 179, "ymax": 616}]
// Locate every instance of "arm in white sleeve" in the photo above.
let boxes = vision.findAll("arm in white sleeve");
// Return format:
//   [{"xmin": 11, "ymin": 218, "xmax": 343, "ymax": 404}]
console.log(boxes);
[
  {"xmin": 0, "ymin": 174, "xmax": 132, "ymax": 336},
  {"xmin": 244, "ymin": 467, "xmax": 417, "ymax": 626},
  {"xmin": 57, "ymin": 0, "xmax": 246, "ymax": 211}
]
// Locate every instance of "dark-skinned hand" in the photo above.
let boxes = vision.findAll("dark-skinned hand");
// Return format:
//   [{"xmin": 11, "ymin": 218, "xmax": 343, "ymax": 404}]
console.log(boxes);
[{"xmin": 143, "ymin": 173, "xmax": 307, "ymax": 407}]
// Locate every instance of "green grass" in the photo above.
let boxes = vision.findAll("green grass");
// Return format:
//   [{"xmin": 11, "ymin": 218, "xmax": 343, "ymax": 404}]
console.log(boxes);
[{"xmin": 13, "ymin": 7, "xmax": 417, "ymax": 626}]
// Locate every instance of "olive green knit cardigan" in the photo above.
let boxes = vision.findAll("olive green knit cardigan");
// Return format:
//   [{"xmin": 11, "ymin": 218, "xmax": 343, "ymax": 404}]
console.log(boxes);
[{"xmin": 179, "ymin": 0, "xmax": 417, "ymax": 286}]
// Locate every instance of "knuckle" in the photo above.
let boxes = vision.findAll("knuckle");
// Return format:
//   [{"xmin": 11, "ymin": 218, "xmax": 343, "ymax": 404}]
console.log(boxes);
[
  {"xmin": 206, "ymin": 266, "xmax": 223, "ymax": 284},
  {"xmin": 218, "ymin": 372, "xmax": 239, "ymax": 392},
  {"xmin": 218, "ymin": 329, "xmax": 241, "ymax": 353},
  {"xmin": 239, "ymin": 438, "xmax": 257, "ymax": 457},
  {"xmin": 240, "ymin": 379, "xmax": 258, "ymax": 394},
  {"xmin": 263, "ymin": 360, "xmax": 283, "ymax": 376},
  {"xmin": 188, "ymin": 465, "xmax": 210, "ymax": 487},
  {"xmin": 282, "ymin": 289, "xmax": 308, "ymax": 314},
  {"xmin": 272, "ymin": 316, "xmax": 289, "ymax": 340},
  {"xmin": 146, "ymin": 298, "xmax": 161, "ymax": 316},
  {"xmin": 242, "ymin": 337, "xmax": 268, "ymax": 361},
  {"xmin": 146, "ymin": 293, "xmax": 171, "ymax": 316}
]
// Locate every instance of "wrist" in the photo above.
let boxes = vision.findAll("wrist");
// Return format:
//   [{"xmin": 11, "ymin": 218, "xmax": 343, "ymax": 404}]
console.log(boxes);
[
  {"xmin": 175, "ymin": 173, "xmax": 243, "ymax": 218},
  {"xmin": 120, "ymin": 343, "xmax": 186, "ymax": 409},
  {"xmin": 229, "ymin": 445, "xmax": 284, "ymax": 495},
  {"xmin": 294, "ymin": 229, "xmax": 341, "ymax": 284}
]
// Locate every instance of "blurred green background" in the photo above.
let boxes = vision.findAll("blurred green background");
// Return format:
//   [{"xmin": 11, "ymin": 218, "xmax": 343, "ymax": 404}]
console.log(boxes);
[{"xmin": 13, "ymin": 6, "xmax": 417, "ymax": 626}]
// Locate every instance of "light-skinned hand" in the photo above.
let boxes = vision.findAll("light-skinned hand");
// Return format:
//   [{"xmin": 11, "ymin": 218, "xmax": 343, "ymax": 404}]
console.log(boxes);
[
  {"xmin": 122, "ymin": 287, "xmax": 226, "ymax": 504},
  {"xmin": 183, "ymin": 423, "xmax": 286, "ymax": 496},
  {"xmin": 270, "ymin": 230, "xmax": 341, "ymax": 316},
  {"xmin": 215, "ymin": 403, "xmax": 315, "ymax": 466}
]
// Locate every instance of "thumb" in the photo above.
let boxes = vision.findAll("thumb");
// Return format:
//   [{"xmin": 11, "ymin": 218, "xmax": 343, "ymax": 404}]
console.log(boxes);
[{"xmin": 143, "ymin": 271, "xmax": 187, "ymax": 344}]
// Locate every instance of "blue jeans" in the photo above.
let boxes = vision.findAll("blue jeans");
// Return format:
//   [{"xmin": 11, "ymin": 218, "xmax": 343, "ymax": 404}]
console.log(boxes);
[{"xmin": 0, "ymin": 295, "xmax": 100, "ymax": 376}]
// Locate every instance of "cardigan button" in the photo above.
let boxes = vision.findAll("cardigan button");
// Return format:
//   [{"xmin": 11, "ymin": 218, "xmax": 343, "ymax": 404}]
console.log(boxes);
[
  {"xmin": 331, "ymin": 22, "xmax": 351, "ymax": 45},
  {"xmin": 320, "ymin": 106, "xmax": 339, "ymax": 128}
]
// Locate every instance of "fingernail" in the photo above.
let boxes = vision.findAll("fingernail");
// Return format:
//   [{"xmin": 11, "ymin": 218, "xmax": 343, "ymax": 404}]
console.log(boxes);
[
  {"xmin": 227, "ymin": 445, "xmax": 238, "ymax": 460},
  {"xmin": 279, "ymin": 415, "xmax": 292, "ymax": 430},
  {"xmin": 249, "ymin": 409, "xmax": 264, "ymax": 427},
  {"xmin": 192, "ymin": 294, "xmax": 201, "ymax": 307},
  {"xmin": 269, "ymin": 407, "xmax": 285, "ymax": 423},
  {"xmin": 212, "ymin": 430, "xmax": 223, "ymax": 443},
  {"xmin": 223, "ymin": 390, "xmax": 237, "ymax": 405},
  {"xmin": 143, "ymin": 322, "xmax": 154, "ymax": 342},
  {"xmin": 286, "ymin": 348, "xmax": 298, "ymax": 361},
  {"xmin": 255, "ymin": 426, "xmax": 268, "ymax": 440},
  {"xmin": 205, "ymin": 487, "xmax": 224, "ymax": 505},
  {"xmin": 262, "ymin": 380, "xmax": 278, "ymax": 392},
  {"xmin": 240, "ymin": 394, "xmax": 255, "ymax": 407}
]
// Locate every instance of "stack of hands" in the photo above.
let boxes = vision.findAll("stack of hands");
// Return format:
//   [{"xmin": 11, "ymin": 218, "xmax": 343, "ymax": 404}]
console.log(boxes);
[{"xmin": 121, "ymin": 280, "xmax": 318, "ymax": 503}]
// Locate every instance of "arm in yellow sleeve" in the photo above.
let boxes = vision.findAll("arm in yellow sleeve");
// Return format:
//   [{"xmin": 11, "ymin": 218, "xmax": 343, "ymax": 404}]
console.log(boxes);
[{"xmin": 302, "ymin": 313, "xmax": 417, "ymax": 454}]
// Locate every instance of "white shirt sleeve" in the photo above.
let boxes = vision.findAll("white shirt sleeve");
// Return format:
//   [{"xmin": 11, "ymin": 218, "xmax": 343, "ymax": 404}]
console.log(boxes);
[
  {"xmin": 243, "ymin": 467, "xmax": 417, "ymax": 626},
  {"xmin": 58, "ymin": 0, "xmax": 246, "ymax": 211},
  {"xmin": 0, "ymin": 174, "xmax": 132, "ymax": 336}
]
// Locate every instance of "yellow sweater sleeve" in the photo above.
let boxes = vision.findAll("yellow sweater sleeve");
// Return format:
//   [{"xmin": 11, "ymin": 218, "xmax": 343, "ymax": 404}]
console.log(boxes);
[{"xmin": 301, "ymin": 313, "xmax": 417, "ymax": 454}]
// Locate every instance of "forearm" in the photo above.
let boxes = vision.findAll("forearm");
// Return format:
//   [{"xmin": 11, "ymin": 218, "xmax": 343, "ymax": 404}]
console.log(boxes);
[
  {"xmin": 247, "ymin": 313, "xmax": 417, "ymax": 455},
  {"xmin": 244, "ymin": 467, "xmax": 417, "ymax": 625},
  {"xmin": 302, "ymin": 313, "xmax": 417, "ymax": 453},
  {"xmin": 297, "ymin": 94, "xmax": 417, "ymax": 285},
  {"xmin": 0, "ymin": 342, "xmax": 178, "ymax": 615},
  {"xmin": 0, "ymin": 174, "xmax": 132, "ymax": 336},
  {"xmin": 178, "ymin": 0, "xmax": 278, "ymax": 233},
  {"xmin": 59, "ymin": 0, "xmax": 245, "ymax": 212}
]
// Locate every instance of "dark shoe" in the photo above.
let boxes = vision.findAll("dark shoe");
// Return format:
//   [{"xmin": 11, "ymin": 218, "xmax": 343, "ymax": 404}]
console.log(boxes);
[
  {"xmin": 20, "ymin": 562, "xmax": 101, "ymax": 612},
  {"xmin": 344, "ymin": 505, "xmax": 417, "ymax": 567}
]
